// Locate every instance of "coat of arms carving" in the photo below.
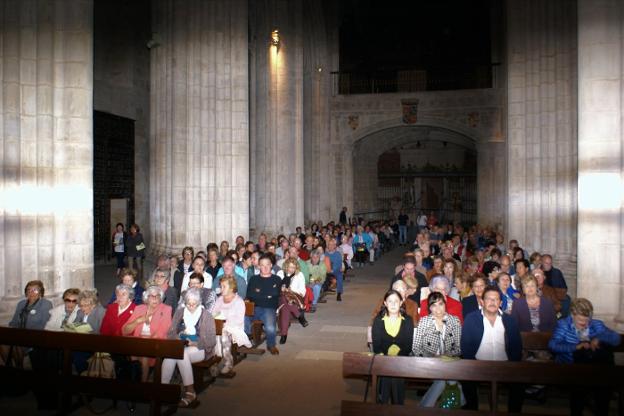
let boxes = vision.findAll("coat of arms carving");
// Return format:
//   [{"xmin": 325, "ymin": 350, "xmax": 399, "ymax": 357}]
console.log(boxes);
[{"xmin": 401, "ymin": 99, "xmax": 419, "ymax": 124}]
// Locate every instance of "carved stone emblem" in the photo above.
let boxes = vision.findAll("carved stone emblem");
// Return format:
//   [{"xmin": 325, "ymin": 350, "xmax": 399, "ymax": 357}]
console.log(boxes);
[{"xmin": 401, "ymin": 99, "xmax": 419, "ymax": 124}]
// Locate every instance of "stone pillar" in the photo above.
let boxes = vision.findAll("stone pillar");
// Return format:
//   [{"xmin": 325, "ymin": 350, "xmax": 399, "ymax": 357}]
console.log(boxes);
[
  {"xmin": 577, "ymin": 0, "xmax": 624, "ymax": 325},
  {"xmin": 150, "ymin": 0, "xmax": 249, "ymax": 253},
  {"xmin": 302, "ymin": 0, "xmax": 338, "ymax": 224},
  {"xmin": 477, "ymin": 140, "xmax": 506, "ymax": 227},
  {"xmin": 0, "ymin": 0, "xmax": 94, "ymax": 313},
  {"xmin": 249, "ymin": 0, "xmax": 304, "ymax": 236},
  {"xmin": 506, "ymin": 0, "xmax": 578, "ymax": 293}
]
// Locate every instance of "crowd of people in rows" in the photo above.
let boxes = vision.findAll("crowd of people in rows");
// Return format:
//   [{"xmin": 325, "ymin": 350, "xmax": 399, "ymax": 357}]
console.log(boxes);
[
  {"xmin": 1, "ymin": 217, "xmax": 397, "ymax": 409},
  {"xmin": 369, "ymin": 219, "xmax": 621, "ymax": 415},
  {"xmin": 2, "ymin": 214, "xmax": 622, "ymax": 414}
]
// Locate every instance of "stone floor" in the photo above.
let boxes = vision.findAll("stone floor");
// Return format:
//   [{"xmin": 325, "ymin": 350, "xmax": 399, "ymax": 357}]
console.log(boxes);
[{"xmin": 0, "ymin": 248, "xmax": 617, "ymax": 414}]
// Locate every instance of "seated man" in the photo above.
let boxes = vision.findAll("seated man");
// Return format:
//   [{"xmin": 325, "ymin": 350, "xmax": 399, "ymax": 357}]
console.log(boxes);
[
  {"xmin": 461, "ymin": 286, "xmax": 523, "ymax": 412},
  {"xmin": 246, "ymin": 254, "xmax": 281, "ymax": 355},
  {"xmin": 549, "ymin": 297, "xmax": 621, "ymax": 416}
]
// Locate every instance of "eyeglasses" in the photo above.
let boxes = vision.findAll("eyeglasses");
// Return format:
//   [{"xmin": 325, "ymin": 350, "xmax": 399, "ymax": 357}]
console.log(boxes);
[
  {"xmin": 64, "ymin": 298, "xmax": 78, "ymax": 303},
  {"xmin": 27, "ymin": 288, "xmax": 40, "ymax": 293}
]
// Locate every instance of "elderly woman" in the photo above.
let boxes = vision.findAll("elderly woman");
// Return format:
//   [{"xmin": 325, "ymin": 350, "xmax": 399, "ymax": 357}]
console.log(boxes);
[
  {"xmin": 100, "ymin": 284, "xmax": 136, "ymax": 336},
  {"xmin": 497, "ymin": 272, "xmax": 520, "ymax": 314},
  {"xmin": 151, "ymin": 269, "xmax": 178, "ymax": 312},
  {"xmin": 2, "ymin": 281, "xmax": 54, "ymax": 367},
  {"xmin": 307, "ymin": 249, "xmax": 327, "ymax": 311},
  {"xmin": 276, "ymin": 258, "xmax": 308, "ymax": 345},
  {"xmin": 352, "ymin": 226, "xmax": 372, "ymax": 268},
  {"xmin": 74, "ymin": 290, "xmax": 107, "ymax": 334},
  {"xmin": 9, "ymin": 280, "xmax": 53, "ymax": 330},
  {"xmin": 211, "ymin": 275, "xmax": 252, "ymax": 375},
  {"xmin": 162, "ymin": 288, "xmax": 216, "ymax": 408},
  {"xmin": 510, "ymin": 275, "xmax": 556, "ymax": 332},
  {"xmin": 71, "ymin": 290, "xmax": 107, "ymax": 374},
  {"xmin": 372, "ymin": 289, "xmax": 414, "ymax": 404},
  {"xmin": 419, "ymin": 276, "xmax": 463, "ymax": 324},
  {"xmin": 45, "ymin": 288, "xmax": 81, "ymax": 331},
  {"xmin": 549, "ymin": 298, "xmax": 621, "ymax": 415},
  {"xmin": 413, "ymin": 292, "xmax": 462, "ymax": 407},
  {"xmin": 122, "ymin": 285, "xmax": 172, "ymax": 382}
]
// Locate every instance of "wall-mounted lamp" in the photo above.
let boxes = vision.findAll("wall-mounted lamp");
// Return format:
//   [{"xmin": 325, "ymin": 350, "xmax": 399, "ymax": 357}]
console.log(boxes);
[{"xmin": 271, "ymin": 29, "xmax": 280, "ymax": 51}]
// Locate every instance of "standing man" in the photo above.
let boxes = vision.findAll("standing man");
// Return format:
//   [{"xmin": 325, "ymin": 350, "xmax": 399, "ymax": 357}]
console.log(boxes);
[
  {"xmin": 339, "ymin": 206, "xmax": 348, "ymax": 225},
  {"xmin": 246, "ymin": 254, "xmax": 281, "ymax": 355},
  {"xmin": 398, "ymin": 211, "xmax": 409, "ymax": 246},
  {"xmin": 461, "ymin": 286, "xmax": 523, "ymax": 412}
]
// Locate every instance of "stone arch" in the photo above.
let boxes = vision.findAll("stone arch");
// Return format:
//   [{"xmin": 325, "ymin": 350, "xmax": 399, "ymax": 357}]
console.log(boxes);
[{"xmin": 351, "ymin": 123, "xmax": 478, "ymax": 218}]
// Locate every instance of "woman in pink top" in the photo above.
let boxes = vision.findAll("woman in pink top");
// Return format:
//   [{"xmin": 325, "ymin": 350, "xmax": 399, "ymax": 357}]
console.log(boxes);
[
  {"xmin": 123, "ymin": 285, "xmax": 172, "ymax": 381},
  {"xmin": 212, "ymin": 275, "xmax": 251, "ymax": 375}
]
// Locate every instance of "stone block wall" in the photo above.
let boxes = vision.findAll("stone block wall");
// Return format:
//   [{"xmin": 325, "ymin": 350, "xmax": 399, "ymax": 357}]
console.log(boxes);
[{"xmin": 0, "ymin": 0, "xmax": 94, "ymax": 311}]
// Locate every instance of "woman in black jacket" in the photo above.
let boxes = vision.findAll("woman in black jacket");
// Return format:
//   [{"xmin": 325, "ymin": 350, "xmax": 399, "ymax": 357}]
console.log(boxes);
[{"xmin": 371, "ymin": 289, "xmax": 414, "ymax": 405}]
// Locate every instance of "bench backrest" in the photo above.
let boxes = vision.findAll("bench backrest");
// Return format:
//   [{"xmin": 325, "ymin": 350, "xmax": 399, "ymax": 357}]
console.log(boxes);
[{"xmin": 521, "ymin": 331, "xmax": 624, "ymax": 353}]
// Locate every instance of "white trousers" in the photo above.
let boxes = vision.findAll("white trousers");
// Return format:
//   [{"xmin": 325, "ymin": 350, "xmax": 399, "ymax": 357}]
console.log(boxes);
[{"xmin": 161, "ymin": 346, "xmax": 205, "ymax": 386}]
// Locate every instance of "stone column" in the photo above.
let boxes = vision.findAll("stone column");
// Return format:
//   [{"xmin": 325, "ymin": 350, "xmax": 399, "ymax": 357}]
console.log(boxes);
[
  {"xmin": 150, "ymin": 0, "xmax": 249, "ymax": 253},
  {"xmin": 0, "ymin": 0, "xmax": 94, "ymax": 314},
  {"xmin": 302, "ymin": 0, "xmax": 338, "ymax": 224},
  {"xmin": 577, "ymin": 0, "xmax": 624, "ymax": 325},
  {"xmin": 506, "ymin": 0, "xmax": 578, "ymax": 293},
  {"xmin": 249, "ymin": 0, "xmax": 304, "ymax": 236}
]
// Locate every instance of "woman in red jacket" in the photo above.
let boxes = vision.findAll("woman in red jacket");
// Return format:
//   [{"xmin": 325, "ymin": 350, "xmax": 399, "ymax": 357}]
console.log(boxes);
[
  {"xmin": 123, "ymin": 285, "xmax": 172, "ymax": 381},
  {"xmin": 100, "ymin": 284, "xmax": 137, "ymax": 336}
]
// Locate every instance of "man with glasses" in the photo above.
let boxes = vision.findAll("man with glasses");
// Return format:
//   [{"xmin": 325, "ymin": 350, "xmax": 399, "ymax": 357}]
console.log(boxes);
[{"xmin": 45, "ymin": 288, "xmax": 81, "ymax": 331}]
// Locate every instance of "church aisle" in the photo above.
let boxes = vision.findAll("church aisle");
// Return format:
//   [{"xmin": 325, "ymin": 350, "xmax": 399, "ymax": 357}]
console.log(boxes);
[{"xmin": 185, "ymin": 250, "xmax": 403, "ymax": 416}]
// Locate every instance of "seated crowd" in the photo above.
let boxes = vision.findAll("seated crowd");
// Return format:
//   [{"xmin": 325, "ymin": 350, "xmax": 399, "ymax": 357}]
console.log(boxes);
[
  {"xmin": 370, "ymin": 221, "xmax": 621, "ymax": 415},
  {"xmin": 1, "ymin": 219, "xmax": 393, "ymax": 408}
]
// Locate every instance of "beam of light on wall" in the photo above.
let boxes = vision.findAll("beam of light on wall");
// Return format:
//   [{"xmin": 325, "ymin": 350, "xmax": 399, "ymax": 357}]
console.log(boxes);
[
  {"xmin": 578, "ymin": 173, "xmax": 623, "ymax": 210},
  {"xmin": 0, "ymin": 184, "xmax": 92, "ymax": 215}
]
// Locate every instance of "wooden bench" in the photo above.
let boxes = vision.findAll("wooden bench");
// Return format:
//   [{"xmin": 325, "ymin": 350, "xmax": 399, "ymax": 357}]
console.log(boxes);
[
  {"xmin": 191, "ymin": 319, "xmax": 224, "ymax": 393},
  {"xmin": 0, "ymin": 326, "xmax": 184, "ymax": 416},
  {"xmin": 342, "ymin": 352, "xmax": 624, "ymax": 415},
  {"xmin": 242, "ymin": 300, "xmax": 266, "ymax": 355},
  {"xmin": 521, "ymin": 331, "xmax": 624, "ymax": 354}
]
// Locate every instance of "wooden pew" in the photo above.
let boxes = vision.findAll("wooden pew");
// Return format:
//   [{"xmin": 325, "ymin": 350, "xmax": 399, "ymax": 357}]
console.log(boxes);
[
  {"xmin": 342, "ymin": 352, "xmax": 624, "ymax": 415},
  {"xmin": 0, "ymin": 326, "xmax": 184, "ymax": 416},
  {"xmin": 521, "ymin": 331, "xmax": 624, "ymax": 354},
  {"xmin": 239, "ymin": 300, "xmax": 266, "ymax": 355}
]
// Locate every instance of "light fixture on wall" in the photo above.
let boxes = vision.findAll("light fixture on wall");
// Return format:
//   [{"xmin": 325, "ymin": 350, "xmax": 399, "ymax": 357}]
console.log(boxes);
[{"xmin": 270, "ymin": 29, "xmax": 280, "ymax": 51}]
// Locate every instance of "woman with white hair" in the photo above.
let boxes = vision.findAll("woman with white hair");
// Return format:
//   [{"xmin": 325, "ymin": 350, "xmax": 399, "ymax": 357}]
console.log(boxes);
[
  {"xmin": 123, "ymin": 285, "xmax": 173, "ymax": 382},
  {"xmin": 419, "ymin": 276, "xmax": 464, "ymax": 324},
  {"xmin": 162, "ymin": 288, "xmax": 216, "ymax": 408}
]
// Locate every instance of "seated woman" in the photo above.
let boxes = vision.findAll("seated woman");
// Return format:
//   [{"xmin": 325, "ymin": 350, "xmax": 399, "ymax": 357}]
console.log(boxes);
[
  {"xmin": 413, "ymin": 292, "xmax": 462, "ymax": 407},
  {"xmin": 548, "ymin": 298, "xmax": 621, "ymax": 416},
  {"xmin": 276, "ymin": 258, "xmax": 308, "ymax": 345},
  {"xmin": 307, "ymin": 249, "xmax": 327, "ymax": 311},
  {"xmin": 179, "ymin": 272, "xmax": 216, "ymax": 314},
  {"xmin": 461, "ymin": 274, "xmax": 487, "ymax": 319},
  {"xmin": 100, "ymin": 284, "xmax": 136, "ymax": 336},
  {"xmin": 2, "ymin": 280, "xmax": 54, "ymax": 366},
  {"xmin": 497, "ymin": 272, "xmax": 520, "ymax": 314},
  {"xmin": 71, "ymin": 290, "xmax": 107, "ymax": 374},
  {"xmin": 8, "ymin": 280, "xmax": 53, "ymax": 330},
  {"xmin": 122, "ymin": 285, "xmax": 172, "ymax": 382},
  {"xmin": 511, "ymin": 275, "xmax": 556, "ymax": 333},
  {"xmin": 419, "ymin": 276, "xmax": 463, "ymax": 324},
  {"xmin": 162, "ymin": 288, "xmax": 216, "ymax": 408},
  {"xmin": 532, "ymin": 268, "xmax": 561, "ymax": 314},
  {"xmin": 74, "ymin": 290, "xmax": 106, "ymax": 334},
  {"xmin": 45, "ymin": 288, "xmax": 81, "ymax": 331},
  {"xmin": 371, "ymin": 289, "xmax": 414, "ymax": 405},
  {"xmin": 108, "ymin": 268, "xmax": 144, "ymax": 305},
  {"xmin": 211, "ymin": 275, "xmax": 252, "ymax": 375}
]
